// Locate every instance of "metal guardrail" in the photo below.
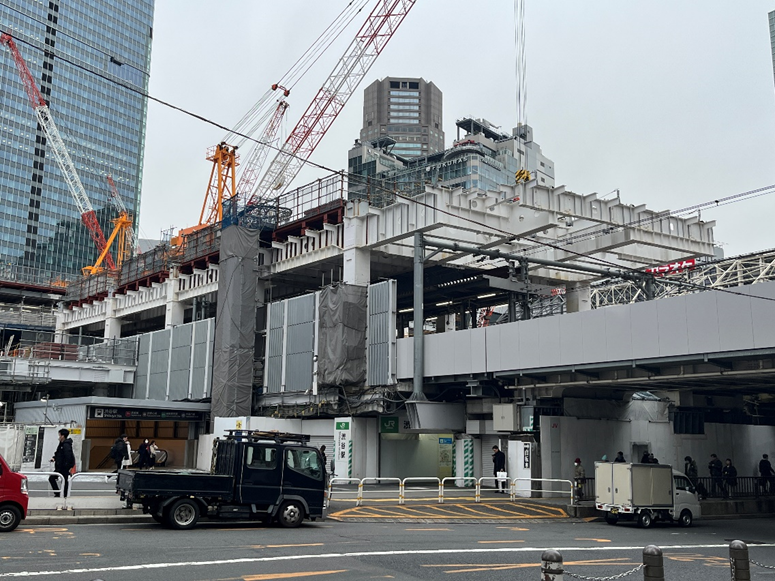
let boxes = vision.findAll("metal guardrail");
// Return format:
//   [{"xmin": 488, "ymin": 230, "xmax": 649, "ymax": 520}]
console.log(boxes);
[
  {"xmin": 20, "ymin": 471, "xmax": 66, "ymax": 508},
  {"xmin": 695, "ymin": 475, "xmax": 775, "ymax": 499},
  {"xmin": 327, "ymin": 476, "xmax": 574, "ymax": 507}
]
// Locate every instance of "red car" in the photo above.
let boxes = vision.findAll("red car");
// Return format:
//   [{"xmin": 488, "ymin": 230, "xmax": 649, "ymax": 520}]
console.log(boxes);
[{"xmin": 0, "ymin": 453, "xmax": 28, "ymax": 532}]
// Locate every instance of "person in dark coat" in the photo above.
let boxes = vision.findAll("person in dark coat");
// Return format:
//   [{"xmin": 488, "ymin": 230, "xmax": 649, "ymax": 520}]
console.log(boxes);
[
  {"xmin": 722, "ymin": 458, "xmax": 737, "ymax": 499},
  {"xmin": 49, "ymin": 428, "xmax": 76, "ymax": 497},
  {"xmin": 111, "ymin": 434, "xmax": 129, "ymax": 472},
  {"xmin": 492, "ymin": 445, "xmax": 507, "ymax": 493},
  {"xmin": 759, "ymin": 454, "xmax": 774, "ymax": 493},
  {"xmin": 613, "ymin": 451, "xmax": 626, "ymax": 463},
  {"xmin": 708, "ymin": 453, "xmax": 723, "ymax": 497},
  {"xmin": 137, "ymin": 439, "xmax": 151, "ymax": 470},
  {"xmin": 640, "ymin": 451, "xmax": 650, "ymax": 463}
]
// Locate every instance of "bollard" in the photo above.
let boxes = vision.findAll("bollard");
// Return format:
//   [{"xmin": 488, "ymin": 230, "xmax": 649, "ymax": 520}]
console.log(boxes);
[
  {"xmin": 541, "ymin": 549, "xmax": 563, "ymax": 580},
  {"xmin": 729, "ymin": 540, "xmax": 751, "ymax": 581},
  {"xmin": 642, "ymin": 545, "xmax": 664, "ymax": 581}
]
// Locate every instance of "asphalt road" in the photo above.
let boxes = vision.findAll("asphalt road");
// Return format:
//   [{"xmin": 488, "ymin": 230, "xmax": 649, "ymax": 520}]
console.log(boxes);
[{"xmin": 1, "ymin": 517, "xmax": 774, "ymax": 581}]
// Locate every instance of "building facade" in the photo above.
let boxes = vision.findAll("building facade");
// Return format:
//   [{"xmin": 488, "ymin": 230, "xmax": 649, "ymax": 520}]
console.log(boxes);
[
  {"xmin": 0, "ymin": 0, "xmax": 154, "ymax": 275},
  {"xmin": 359, "ymin": 76, "xmax": 444, "ymax": 158},
  {"xmin": 770, "ymin": 10, "xmax": 775, "ymax": 85}
]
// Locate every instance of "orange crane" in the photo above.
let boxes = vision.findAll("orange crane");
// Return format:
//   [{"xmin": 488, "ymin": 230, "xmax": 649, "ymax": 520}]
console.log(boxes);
[
  {"xmin": 246, "ymin": 0, "xmax": 417, "ymax": 205},
  {"xmin": 0, "ymin": 33, "xmax": 115, "ymax": 270},
  {"xmin": 81, "ymin": 176, "xmax": 135, "ymax": 275}
]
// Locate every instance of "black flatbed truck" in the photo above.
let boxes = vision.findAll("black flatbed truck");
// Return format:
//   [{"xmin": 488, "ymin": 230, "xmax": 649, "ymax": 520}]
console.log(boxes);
[{"xmin": 116, "ymin": 431, "xmax": 326, "ymax": 529}]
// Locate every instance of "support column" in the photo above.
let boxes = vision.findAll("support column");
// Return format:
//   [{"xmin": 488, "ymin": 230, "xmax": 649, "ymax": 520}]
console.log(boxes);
[
  {"xmin": 412, "ymin": 232, "xmax": 426, "ymax": 401},
  {"xmin": 565, "ymin": 282, "xmax": 591, "ymax": 313},
  {"xmin": 343, "ymin": 203, "xmax": 370, "ymax": 286},
  {"xmin": 164, "ymin": 278, "xmax": 184, "ymax": 328},
  {"xmin": 103, "ymin": 296, "xmax": 122, "ymax": 339}
]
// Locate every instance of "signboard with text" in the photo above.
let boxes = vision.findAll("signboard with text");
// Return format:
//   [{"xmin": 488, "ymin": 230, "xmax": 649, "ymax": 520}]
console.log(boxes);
[
  {"xmin": 88, "ymin": 407, "xmax": 204, "ymax": 421},
  {"xmin": 334, "ymin": 417, "xmax": 352, "ymax": 478}
]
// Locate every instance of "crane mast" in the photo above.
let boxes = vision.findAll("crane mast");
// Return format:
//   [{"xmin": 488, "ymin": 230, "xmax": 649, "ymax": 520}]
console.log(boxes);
[
  {"xmin": 247, "ymin": 0, "xmax": 417, "ymax": 205},
  {"xmin": 106, "ymin": 175, "xmax": 136, "ymax": 259},
  {"xmin": 0, "ymin": 33, "xmax": 115, "ymax": 270}
]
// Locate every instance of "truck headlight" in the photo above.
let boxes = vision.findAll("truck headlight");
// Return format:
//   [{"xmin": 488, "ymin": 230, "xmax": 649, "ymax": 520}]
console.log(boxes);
[{"xmin": 21, "ymin": 477, "xmax": 28, "ymax": 495}]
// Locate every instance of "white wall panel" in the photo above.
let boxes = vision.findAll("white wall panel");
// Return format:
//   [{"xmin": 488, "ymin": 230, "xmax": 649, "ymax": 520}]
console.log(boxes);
[
  {"xmin": 604, "ymin": 305, "xmax": 633, "ymax": 362},
  {"xmin": 656, "ymin": 296, "xmax": 689, "ymax": 356}
]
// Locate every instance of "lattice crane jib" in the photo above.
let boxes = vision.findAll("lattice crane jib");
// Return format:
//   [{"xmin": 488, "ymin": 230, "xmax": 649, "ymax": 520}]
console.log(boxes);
[
  {"xmin": 201, "ymin": 142, "xmax": 239, "ymax": 226},
  {"xmin": 106, "ymin": 175, "xmax": 136, "ymax": 263},
  {"xmin": 247, "ymin": 0, "xmax": 417, "ymax": 206},
  {"xmin": 0, "ymin": 33, "xmax": 115, "ymax": 270}
]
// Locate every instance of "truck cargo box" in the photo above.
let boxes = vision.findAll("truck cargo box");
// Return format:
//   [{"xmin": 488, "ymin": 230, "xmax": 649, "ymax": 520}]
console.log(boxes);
[
  {"xmin": 596, "ymin": 462, "xmax": 673, "ymax": 508},
  {"xmin": 118, "ymin": 469, "xmax": 234, "ymax": 500}
]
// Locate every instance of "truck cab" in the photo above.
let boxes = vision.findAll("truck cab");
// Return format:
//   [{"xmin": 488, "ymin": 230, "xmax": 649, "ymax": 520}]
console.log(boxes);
[
  {"xmin": 0, "ymin": 453, "xmax": 28, "ymax": 532},
  {"xmin": 118, "ymin": 431, "xmax": 326, "ymax": 529},
  {"xmin": 595, "ymin": 462, "xmax": 701, "ymax": 528}
]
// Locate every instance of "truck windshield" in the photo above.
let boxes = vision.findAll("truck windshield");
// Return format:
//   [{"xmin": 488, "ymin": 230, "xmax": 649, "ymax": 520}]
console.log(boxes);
[{"xmin": 285, "ymin": 449, "xmax": 323, "ymax": 480}]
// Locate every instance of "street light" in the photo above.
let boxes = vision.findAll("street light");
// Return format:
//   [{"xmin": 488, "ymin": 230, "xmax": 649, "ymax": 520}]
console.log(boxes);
[{"xmin": 40, "ymin": 394, "xmax": 50, "ymax": 424}]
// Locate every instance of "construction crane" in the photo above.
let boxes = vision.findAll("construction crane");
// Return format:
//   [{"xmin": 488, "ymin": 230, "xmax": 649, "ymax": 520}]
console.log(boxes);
[
  {"xmin": 0, "ymin": 33, "xmax": 115, "ymax": 270},
  {"xmin": 246, "ymin": 0, "xmax": 417, "ymax": 206},
  {"xmin": 80, "ymin": 175, "xmax": 135, "ymax": 275}
]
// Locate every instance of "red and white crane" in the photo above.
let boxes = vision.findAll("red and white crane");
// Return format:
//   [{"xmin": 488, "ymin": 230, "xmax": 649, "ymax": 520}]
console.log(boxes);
[
  {"xmin": 0, "ymin": 33, "xmax": 115, "ymax": 270},
  {"xmin": 246, "ymin": 0, "xmax": 417, "ymax": 205}
]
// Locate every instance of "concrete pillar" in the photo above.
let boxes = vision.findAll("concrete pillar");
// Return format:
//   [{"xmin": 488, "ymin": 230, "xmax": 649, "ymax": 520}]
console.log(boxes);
[
  {"xmin": 343, "ymin": 205, "xmax": 370, "ymax": 286},
  {"xmin": 164, "ymin": 278, "xmax": 184, "ymax": 328},
  {"xmin": 565, "ymin": 282, "xmax": 591, "ymax": 313},
  {"xmin": 103, "ymin": 296, "xmax": 122, "ymax": 339}
]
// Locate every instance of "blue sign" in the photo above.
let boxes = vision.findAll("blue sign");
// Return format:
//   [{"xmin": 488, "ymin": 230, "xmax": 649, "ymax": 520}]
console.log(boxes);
[{"xmin": 438, "ymin": 437, "xmax": 453, "ymax": 445}]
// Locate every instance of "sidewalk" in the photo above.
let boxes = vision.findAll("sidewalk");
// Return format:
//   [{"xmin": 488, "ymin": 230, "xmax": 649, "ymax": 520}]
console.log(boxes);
[{"xmin": 24, "ymin": 495, "xmax": 152, "ymax": 526}]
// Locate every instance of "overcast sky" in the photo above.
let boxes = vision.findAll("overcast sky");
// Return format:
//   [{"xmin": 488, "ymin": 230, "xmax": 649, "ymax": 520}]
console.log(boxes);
[{"xmin": 138, "ymin": 1, "xmax": 775, "ymax": 258}]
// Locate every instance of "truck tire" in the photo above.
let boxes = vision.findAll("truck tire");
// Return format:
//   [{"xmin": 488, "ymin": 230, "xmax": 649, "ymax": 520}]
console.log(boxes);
[
  {"xmin": 166, "ymin": 499, "xmax": 200, "ymax": 530},
  {"xmin": 638, "ymin": 511, "xmax": 653, "ymax": 529},
  {"xmin": 678, "ymin": 509, "xmax": 693, "ymax": 527},
  {"xmin": 0, "ymin": 505, "xmax": 22, "ymax": 533},
  {"xmin": 277, "ymin": 500, "xmax": 304, "ymax": 528},
  {"xmin": 605, "ymin": 513, "xmax": 618, "ymax": 525}
]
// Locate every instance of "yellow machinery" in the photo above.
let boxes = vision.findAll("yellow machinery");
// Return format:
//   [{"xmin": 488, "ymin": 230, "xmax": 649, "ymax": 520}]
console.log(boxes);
[
  {"xmin": 82, "ymin": 211, "xmax": 133, "ymax": 276},
  {"xmin": 171, "ymin": 142, "xmax": 238, "ymax": 248}
]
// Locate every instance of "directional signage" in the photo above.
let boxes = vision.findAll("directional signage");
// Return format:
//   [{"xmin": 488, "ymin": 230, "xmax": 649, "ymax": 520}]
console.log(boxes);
[{"xmin": 88, "ymin": 407, "xmax": 204, "ymax": 421}]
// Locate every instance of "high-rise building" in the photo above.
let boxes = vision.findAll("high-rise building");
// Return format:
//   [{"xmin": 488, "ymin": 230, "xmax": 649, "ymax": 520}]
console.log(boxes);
[
  {"xmin": 0, "ymin": 1, "xmax": 154, "ymax": 275},
  {"xmin": 359, "ymin": 77, "xmax": 444, "ymax": 159},
  {"xmin": 770, "ymin": 11, "xmax": 775, "ymax": 85}
]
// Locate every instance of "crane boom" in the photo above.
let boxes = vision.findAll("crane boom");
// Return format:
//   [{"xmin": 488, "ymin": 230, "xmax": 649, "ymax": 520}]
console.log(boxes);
[
  {"xmin": 0, "ymin": 33, "xmax": 115, "ymax": 270},
  {"xmin": 106, "ymin": 175, "xmax": 136, "ymax": 256},
  {"xmin": 235, "ymin": 95, "xmax": 289, "ymax": 199},
  {"xmin": 247, "ymin": 0, "xmax": 416, "ymax": 205}
]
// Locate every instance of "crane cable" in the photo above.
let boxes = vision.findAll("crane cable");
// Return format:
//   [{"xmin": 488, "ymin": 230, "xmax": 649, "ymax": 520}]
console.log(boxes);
[{"xmin": 514, "ymin": 0, "xmax": 528, "ymax": 177}]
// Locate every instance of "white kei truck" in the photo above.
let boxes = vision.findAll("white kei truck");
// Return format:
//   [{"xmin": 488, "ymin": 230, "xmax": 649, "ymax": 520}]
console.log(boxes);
[{"xmin": 595, "ymin": 462, "xmax": 701, "ymax": 528}]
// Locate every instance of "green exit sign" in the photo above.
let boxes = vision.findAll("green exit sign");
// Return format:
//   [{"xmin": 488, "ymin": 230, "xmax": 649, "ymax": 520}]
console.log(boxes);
[{"xmin": 336, "ymin": 421, "xmax": 350, "ymax": 430}]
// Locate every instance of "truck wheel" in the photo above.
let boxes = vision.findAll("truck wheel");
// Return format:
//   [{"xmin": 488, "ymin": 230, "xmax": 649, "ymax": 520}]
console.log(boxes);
[
  {"xmin": 166, "ymin": 499, "xmax": 200, "ymax": 530},
  {"xmin": 0, "ymin": 505, "xmax": 22, "ymax": 533},
  {"xmin": 638, "ymin": 511, "xmax": 653, "ymax": 529},
  {"xmin": 277, "ymin": 500, "xmax": 304, "ymax": 528},
  {"xmin": 605, "ymin": 514, "xmax": 618, "ymax": 525},
  {"xmin": 678, "ymin": 509, "xmax": 693, "ymax": 527}
]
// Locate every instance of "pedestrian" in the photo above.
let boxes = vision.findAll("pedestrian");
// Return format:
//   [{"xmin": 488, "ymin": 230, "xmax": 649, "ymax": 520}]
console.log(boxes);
[
  {"xmin": 110, "ymin": 434, "xmax": 129, "ymax": 472},
  {"xmin": 650, "ymin": 454, "xmax": 659, "ymax": 464},
  {"xmin": 137, "ymin": 439, "xmax": 151, "ymax": 469},
  {"xmin": 613, "ymin": 451, "xmax": 626, "ymax": 463},
  {"xmin": 492, "ymin": 445, "xmax": 507, "ymax": 493},
  {"xmin": 684, "ymin": 456, "xmax": 699, "ymax": 482},
  {"xmin": 320, "ymin": 445, "xmax": 327, "ymax": 469},
  {"xmin": 149, "ymin": 440, "xmax": 159, "ymax": 469},
  {"xmin": 123, "ymin": 436, "xmax": 133, "ymax": 469},
  {"xmin": 601, "ymin": 454, "xmax": 608, "ymax": 462},
  {"xmin": 708, "ymin": 453, "xmax": 723, "ymax": 498},
  {"xmin": 759, "ymin": 454, "xmax": 774, "ymax": 493},
  {"xmin": 722, "ymin": 458, "xmax": 737, "ymax": 499},
  {"xmin": 640, "ymin": 450, "xmax": 650, "ymax": 463},
  {"xmin": 48, "ymin": 428, "xmax": 75, "ymax": 498},
  {"xmin": 574, "ymin": 457, "xmax": 586, "ymax": 501}
]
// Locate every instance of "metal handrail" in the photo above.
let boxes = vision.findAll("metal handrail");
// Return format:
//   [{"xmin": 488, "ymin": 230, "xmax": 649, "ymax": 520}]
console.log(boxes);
[
  {"xmin": 360, "ymin": 477, "xmax": 402, "ymax": 507},
  {"xmin": 20, "ymin": 471, "xmax": 66, "ymax": 508},
  {"xmin": 66, "ymin": 471, "xmax": 118, "ymax": 498},
  {"xmin": 400, "ymin": 477, "xmax": 440, "ymax": 506},
  {"xmin": 326, "ymin": 477, "xmax": 361, "ymax": 507},
  {"xmin": 439, "ymin": 476, "xmax": 478, "ymax": 504}
]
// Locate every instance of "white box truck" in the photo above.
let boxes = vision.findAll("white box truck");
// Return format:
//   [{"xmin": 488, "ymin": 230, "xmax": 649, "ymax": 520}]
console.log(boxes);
[{"xmin": 595, "ymin": 462, "xmax": 700, "ymax": 528}]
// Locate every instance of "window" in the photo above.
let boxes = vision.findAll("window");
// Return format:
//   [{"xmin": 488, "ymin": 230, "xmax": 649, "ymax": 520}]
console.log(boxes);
[
  {"xmin": 390, "ymin": 90, "xmax": 419, "ymax": 97},
  {"xmin": 246, "ymin": 445, "xmax": 277, "ymax": 470},
  {"xmin": 673, "ymin": 410, "xmax": 705, "ymax": 435},
  {"xmin": 285, "ymin": 448, "xmax": 323, "ymax": 480},
  {"xmin": 389, "ymin": 111, "xmax": 419, "ymax": 117},
  {"xmin": 409, "ymin": 81, "xmax": 419, "ymax": 89},
  {"xmin": 390, "ymin": 97, "xmax": 419, "ymax": 104},
  {"xmin": 674, "ymin": 476, "xmax": 692, "ymax": 491},
  {"xmin": 389, "ymin": 119, "xmax": 419, "ymax": 124},
  {"xmin": 390, "ymin": 81, "xmax": 400, "ymax": 88}
]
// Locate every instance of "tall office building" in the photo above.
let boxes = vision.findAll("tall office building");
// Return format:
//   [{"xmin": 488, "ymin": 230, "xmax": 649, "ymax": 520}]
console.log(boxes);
[
  {"xmin": 359, "ymin": 77, "xmax": 444, "ymax": 159},
  {"xmin": 0, "ymin": 1, "xmax": 154, "ymax": 275},
  {"xmin": 770, "ymin": 11, "xmax": 775, "ymax": 85}
]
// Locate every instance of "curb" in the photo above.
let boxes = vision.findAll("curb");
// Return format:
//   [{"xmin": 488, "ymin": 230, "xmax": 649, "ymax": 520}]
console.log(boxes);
[{"xmin": 24, "ymin": 514, "xmax": 152, "ymax": 525}]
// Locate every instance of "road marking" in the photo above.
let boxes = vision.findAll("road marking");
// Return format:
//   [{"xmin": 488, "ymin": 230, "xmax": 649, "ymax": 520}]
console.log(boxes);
[
  {"xmin": 405, "ymin": 528, "xmax": 451, "ymax": 531},
  {"xmin": 79, "ymin": 553, "xmax": 100, "ymax": 557},
  {"xmin": 242, "ymin": 571, "xmax": 347, "ymax": 580},
  {"xmin": 425, "ymin": 557, "xmax": 639, "ymax": 574},
  {"xmin": 496, "ymin": 527, "xmax": 529, "ymax": 531},
  {"xmin": 575, "ymin": 538, "xmax": 612, "ymax": 543},
  {"xmin": 246, "ymin": 544, "xmax": 325, "ymax": 549},
  {"xmin": 2, "ymin": 544, "xmax": 774, "ymax": 578},
  {"xmin": 477, "ymin": 540, "xmax": 525, "ymax": 544}
]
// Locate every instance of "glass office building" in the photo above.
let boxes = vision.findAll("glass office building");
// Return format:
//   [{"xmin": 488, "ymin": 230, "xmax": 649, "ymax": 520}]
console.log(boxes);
[
  {"xmin": 0, "ymin": 0, "xmax": 154, "ymax": 275},
  {"xmin": 770, "ymin": 11, "xmax": 775, "ymax": 86}
]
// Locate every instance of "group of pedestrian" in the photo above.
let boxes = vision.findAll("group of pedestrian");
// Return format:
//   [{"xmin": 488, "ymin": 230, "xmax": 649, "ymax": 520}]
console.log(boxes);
[
  {"xmin": 640, "ymin": 451, "xmax": 660, "ymax": 464},
  {"xmin": 110, "ymin": 434, "xmax": 159, "ymax": 471}
]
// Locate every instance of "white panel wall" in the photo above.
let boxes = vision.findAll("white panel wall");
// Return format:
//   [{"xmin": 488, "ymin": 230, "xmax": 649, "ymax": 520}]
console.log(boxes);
[{"xmin": 396, "ymin": 281, "xmax": 775, "ymax": 379}]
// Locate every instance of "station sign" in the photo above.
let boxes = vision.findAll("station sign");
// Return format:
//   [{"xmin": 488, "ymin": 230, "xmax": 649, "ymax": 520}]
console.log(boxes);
[{"xmin": 88, "ymin": 407, "xmax": 204, "ymax": 421}]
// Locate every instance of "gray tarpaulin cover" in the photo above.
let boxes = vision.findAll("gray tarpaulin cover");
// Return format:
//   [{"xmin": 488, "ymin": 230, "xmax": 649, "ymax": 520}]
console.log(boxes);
[
  {"xmin": 211, "ymin": 226, "xmax": 259, "ymax": 418},
  {"xmin": 317, "ymin": 283, "xmax": 367, "ymax": 386},
  {"xmin": 563, "ymin": 398, "xmax": 669, "ymax": 422}
]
